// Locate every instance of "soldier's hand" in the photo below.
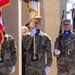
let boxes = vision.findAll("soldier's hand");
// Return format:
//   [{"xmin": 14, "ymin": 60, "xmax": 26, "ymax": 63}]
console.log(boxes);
[
  {"xmin": 10, "ymin": 66, "xmax": 15, "ymax": 74},
  {"xmin": 30, "ymin": 28, "xmax": 36, "ymax": 37},
  {"xmin": 54, "ymin": 49, "xmax": 61, "ymax": 56},
  {"xmin": 45, "ymin": 66, "xmax": 50, "ymax": 74}
]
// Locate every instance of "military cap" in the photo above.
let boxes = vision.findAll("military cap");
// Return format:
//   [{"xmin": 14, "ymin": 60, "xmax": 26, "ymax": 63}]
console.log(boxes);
[
  {"xmin": 35, "ymin": 16, "xmax": 42, "ymax": 23},
  {"xmin": 62, "ymin": 18, "xmax": 71, "ymax": 25}
]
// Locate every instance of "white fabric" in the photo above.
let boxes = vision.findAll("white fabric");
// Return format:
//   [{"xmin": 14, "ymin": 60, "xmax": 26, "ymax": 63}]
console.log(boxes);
[
  {"xmin": 29, "ymin": 1, "xmax": 38, "ymax": 20},
  {"xmin": 30, "ymin": 28, "xmax": 36, "ymax": 37},
  {"xmin": 45, "ymin": 66, "xmax": 50, "ymax": 74},
  {"xmin": 11, "ymin": 66, "xmax": 15, "ymax": 74},
  {"xmin": 54, "ymin": 49, "xmax": 61, "ymax": 55}
]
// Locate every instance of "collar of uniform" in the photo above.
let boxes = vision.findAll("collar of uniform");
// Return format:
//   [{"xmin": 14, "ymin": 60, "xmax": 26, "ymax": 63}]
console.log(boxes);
[{"xmin": 37, "ymin": 31, "xmax": 42, "ymax": 35}]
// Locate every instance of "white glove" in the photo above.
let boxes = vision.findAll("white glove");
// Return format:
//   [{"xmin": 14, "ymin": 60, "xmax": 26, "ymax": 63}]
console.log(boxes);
[
  {"xmin": 54, "ymin": 49, "xmax": 61, "ymax": 55},
  {"xmin": 30, "ymin": 28, "xmax": 36, "ymax": 37},
  {"xmin": 11, "ymin": 66, "xmax": 15, "ymax": 74},
  {"xmin": 45, "ymin": 66, "xmax": 50, "ymax": 74}
]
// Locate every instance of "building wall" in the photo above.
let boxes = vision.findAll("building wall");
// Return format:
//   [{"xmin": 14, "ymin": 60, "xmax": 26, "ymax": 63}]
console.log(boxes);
[
  {"xmin": 45, "ymin": 0, "xmax": 60, "ymax": 75},
  {"xmin": 60, "ymin": 0, "xmax": 67, "ymax": 19}
]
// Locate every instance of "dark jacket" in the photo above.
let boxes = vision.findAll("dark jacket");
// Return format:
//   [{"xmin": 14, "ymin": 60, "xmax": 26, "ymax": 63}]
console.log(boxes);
[{"xmin": 22, "ymin": 42, "xmax": 26, "ymax": 61}]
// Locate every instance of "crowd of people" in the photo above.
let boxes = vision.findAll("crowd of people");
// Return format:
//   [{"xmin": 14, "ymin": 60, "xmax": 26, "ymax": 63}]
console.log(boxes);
[{"xmin": 22, "ymin": 16, "xmax": 75, "ymax": 75}]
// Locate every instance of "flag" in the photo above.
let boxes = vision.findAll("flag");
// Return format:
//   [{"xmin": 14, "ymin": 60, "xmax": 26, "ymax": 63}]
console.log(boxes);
[
  {"xmin": 0, "ymin": 0, "xmax": 10, "ymax": 9},
  {"xmin": 28, "ymin": 1, "xmax": 38, "ymax": 23},
  {"xmin": 0, "ymin": 9, "xmax": 4, "ymax": 50},
  {"xmin": 72, "ymin": 8, "xmax": 75, "ymax": 20},
  {"xmin": 72, "ymin": 8, "xmax": 75, "ymax": 29},
  {"xmin": 24, "ymin": 0, "xmax": 41, "ymax": 29},
  {"xmin": 26, "ymin": 1, "xmax": 38, "ymax": 29}
]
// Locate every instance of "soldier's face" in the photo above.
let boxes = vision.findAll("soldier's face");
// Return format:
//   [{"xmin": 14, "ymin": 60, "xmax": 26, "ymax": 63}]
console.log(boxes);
[
  {"xmin": 22, "ymin": 29, "xmax": 28, "ymax": 36},
  {"xmin": 62, "ymin": 24, "xmax": 71, "ymax": 30},
  {"xmin": 35, "ymin": 22, "xmax": 41, "ymax": 29}
]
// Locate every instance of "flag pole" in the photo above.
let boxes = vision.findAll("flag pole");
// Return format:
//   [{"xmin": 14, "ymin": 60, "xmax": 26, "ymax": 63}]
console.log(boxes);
[
  {"xmin": 18, "ymin": 0, "xmax": 22, "ymax": 75},
  {"xmin": 33, "ymin": 1, "xmax": 40, "ymax": 60},
  {"xmin": 38, "ymin": 1, "xmax": 40, "ymax": 16}
]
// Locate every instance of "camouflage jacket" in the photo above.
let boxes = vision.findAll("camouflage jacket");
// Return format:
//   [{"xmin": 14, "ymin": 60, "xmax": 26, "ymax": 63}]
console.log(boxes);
[
  {"xmin": 54, "ymin": 32, "xmax": 75, "ymax": 73},
  {"xmin": 0, "ymin": 34, "xmax": 17, "ymax": 67},
  {"xmin": 22, "ymin": 31, "xmax": 53, "ymax": 68}
]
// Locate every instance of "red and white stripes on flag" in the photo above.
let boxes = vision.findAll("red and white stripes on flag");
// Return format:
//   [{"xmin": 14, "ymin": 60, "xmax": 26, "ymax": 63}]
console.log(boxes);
[
  {"xmin": 0, "ymin": 9, "xmax": 4, "ymax": 50},
  {"xmin": 0, "ymin": 0, "xmax": 10, "ymax": 9}
]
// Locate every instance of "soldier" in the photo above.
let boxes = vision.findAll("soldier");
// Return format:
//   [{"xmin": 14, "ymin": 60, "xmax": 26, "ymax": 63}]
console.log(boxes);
[
  {"xmin": 0, "ymin": 22, "xmax": 17, "ymax": 75},
  {"xmin": 22, "ymin": 16, "xmax": 53, "ymax": 75},
  {"xmin": 21, "ymin": 26, "xmax": 29, "ymax": 75},
  {"xmin": 54, "ymin": 18, "xmax": 75, "ymax": 75}
]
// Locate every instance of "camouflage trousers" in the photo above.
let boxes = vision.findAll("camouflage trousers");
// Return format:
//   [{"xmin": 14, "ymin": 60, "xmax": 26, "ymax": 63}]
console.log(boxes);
[
  {"xmin": 57, "ymin": 68, "xmax": 75, "ymax": 75},
  {"xmin": 0, "ymin": 67, "xmax": 11, "ymax": 75},
  {"xmin": 25, "ymin": 67, "xmax": 46, "ymax": 75}
]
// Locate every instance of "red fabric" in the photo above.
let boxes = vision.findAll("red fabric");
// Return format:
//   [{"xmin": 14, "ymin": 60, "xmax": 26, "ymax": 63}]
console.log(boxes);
[
  {"xmin": 0, "ymin": 23, "xmax": 3, "ymax": 43},
  {"xmin": 0, "ymin": 34, "xmax": 2, "ymax": 43},
  {"xmin": 0, "ymin": 0, "xmax": 9, "ymax": 8},
  {"xmin": 0, "ymin": 9, "xmax": 3, "ymax": 44},
  {"xmin": 0, "ymin": 23, "xmax": 3, "ymax": 31}
]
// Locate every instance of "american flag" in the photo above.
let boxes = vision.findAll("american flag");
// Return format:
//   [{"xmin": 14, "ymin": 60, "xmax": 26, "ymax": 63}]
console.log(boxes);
[
  {"xmin": 0, "ymin": 9, "xmax": 4, "ymax": 50},
  {"xmin": 0, "ymin": 0, "xmax": 10, "ymax": 9}
]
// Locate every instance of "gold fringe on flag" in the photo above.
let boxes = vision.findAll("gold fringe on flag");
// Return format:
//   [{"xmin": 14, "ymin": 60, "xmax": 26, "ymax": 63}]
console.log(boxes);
[
  {"xmin": 0, "ymin": 29, "xmax": 4, "ymax": 50},
  {"xmin": 27, "ymin": 3, "xmax": 38, "ymax": 24}
]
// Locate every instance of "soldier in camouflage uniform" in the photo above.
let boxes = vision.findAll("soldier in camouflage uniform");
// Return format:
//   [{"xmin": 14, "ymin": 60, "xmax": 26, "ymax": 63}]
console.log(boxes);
[
  {"xmin": 22, "ymin": 16, "xmax": 53, "ymax": 75},
  {"xmin": 0, "ymin": 23, "xmax": 17, "ymax": 75},
  {"xmin": 54, "ymin": 18, "xmax": 75, "ymax": 75}
]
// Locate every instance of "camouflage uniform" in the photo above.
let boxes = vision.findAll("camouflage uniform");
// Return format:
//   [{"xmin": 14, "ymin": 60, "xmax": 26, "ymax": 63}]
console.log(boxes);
[
  {"xmin": 54, "ymin": 32, "xmax": 75, "ymax": 75},
  {"xmin": 22, "ymin": 31, "xmax": 53, "ymax": 75},
  {"xmin": 0, "ymin": 34, "xmax": 17, "ymax": 75}
]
